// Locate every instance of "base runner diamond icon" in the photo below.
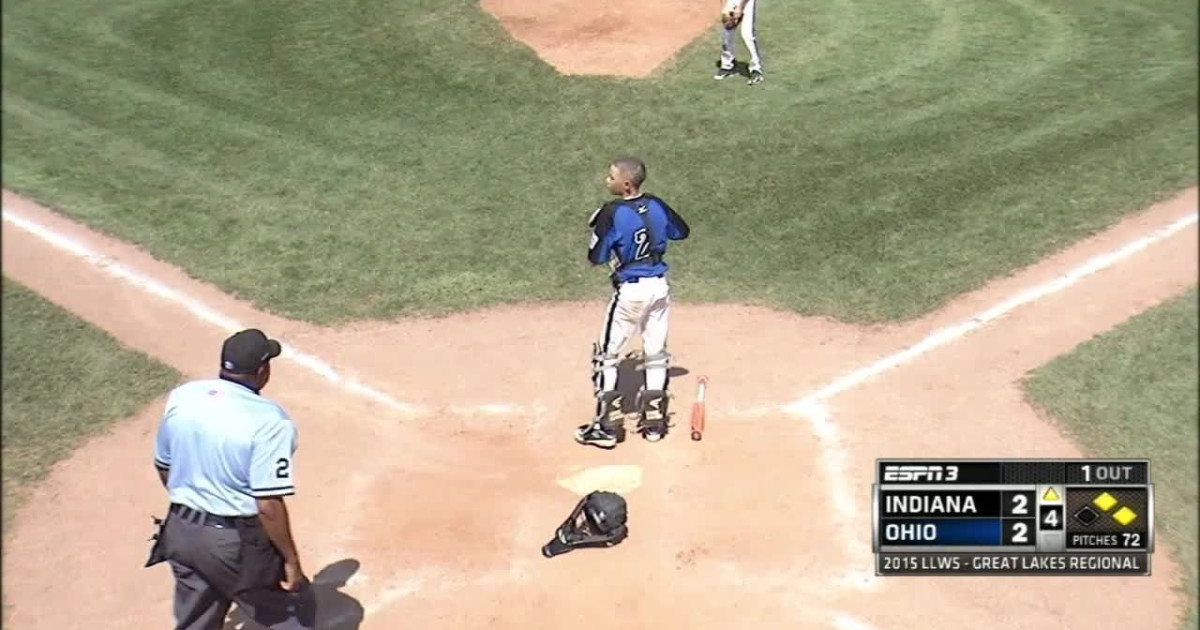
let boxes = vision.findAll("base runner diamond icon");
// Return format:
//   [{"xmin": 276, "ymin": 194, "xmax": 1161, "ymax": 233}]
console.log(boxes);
[
  {"xmin": 1112, "ymin": 506, "xmax": 1138, "ymax": 526},
  {"xmin": 1074, "ymin": 506, "xmax": 1100, "ymax": 526},
  {"xmin": 1093, "ymin": 492, "xmax": 1118, "ymax": 512}
]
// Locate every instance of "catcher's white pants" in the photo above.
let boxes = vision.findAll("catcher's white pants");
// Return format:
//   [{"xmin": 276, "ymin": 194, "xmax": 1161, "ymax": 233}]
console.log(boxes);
[
  {"xmin": 720, "ymin": 0, "xmax": 762, "ymax": 73},
  {"xmin": 594, "ymin": 276, "xmax": 671, "ymax": 397}
]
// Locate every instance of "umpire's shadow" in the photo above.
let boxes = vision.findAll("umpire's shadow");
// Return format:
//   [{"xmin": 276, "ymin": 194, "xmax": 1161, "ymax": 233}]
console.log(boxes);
[{"xmin": 224, "ymin": 559, "xmax": 364, "ymax": 630}]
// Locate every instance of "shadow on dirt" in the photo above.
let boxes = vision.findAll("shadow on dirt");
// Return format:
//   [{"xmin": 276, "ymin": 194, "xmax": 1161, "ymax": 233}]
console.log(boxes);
[
  {"xmin": 224, "ymin": 558, "xmax": 364, "ymax": 630},
  {"xmin": 613, "ymin": 355, "xmax": 690, "ymax": 414}
]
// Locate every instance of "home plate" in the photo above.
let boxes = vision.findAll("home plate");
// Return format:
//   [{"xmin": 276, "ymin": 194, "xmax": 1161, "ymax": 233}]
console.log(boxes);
[{"xmin": 555, "ymin": 465, "xmax": 643, "ymax": 495}]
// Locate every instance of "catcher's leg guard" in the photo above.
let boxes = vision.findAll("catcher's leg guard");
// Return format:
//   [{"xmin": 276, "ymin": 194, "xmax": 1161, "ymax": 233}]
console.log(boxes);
[
  {"xmin": 591, "ymin": 342, "xmax": 622, "ymax": 398},
  {"xmin": 635, "ymin": 389, "xmax": 670, "ymax": 442},
  {"xmin": 575, "ymin": 391, "xmax": 625, "ymax": 449},
  {"xmin": 638, "ymin": 351, "xmax": 672, "ymax": 392}
]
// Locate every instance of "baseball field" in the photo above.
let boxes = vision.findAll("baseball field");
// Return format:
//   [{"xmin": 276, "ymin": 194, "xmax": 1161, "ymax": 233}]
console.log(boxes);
[{"xmin": 1, "ymin": 0, "xmax": 1196, "ymax": 627}]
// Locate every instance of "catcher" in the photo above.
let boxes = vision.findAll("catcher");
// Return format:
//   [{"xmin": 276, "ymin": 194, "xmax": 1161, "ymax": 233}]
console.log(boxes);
[
  {"xmin": 576, "ymin": 157, "xmax": 691, "ymax": 449},
  {"xmin": 715, "ymin": 0, "xmax": 764, "ymax": 85}
]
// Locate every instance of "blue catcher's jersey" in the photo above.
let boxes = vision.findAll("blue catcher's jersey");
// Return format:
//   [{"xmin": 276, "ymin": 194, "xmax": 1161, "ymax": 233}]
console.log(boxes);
[{"xmin": 588, "ymin": 194, "xmax": 690, "ymax": 284}]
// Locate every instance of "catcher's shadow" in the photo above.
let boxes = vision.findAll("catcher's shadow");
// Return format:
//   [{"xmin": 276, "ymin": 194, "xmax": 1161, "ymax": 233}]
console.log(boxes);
[
  {"xmin": 223, "ymin": 559, "xmax": 364, "ymax": 630},
  {"xmin": 614, "ymin": 355, "xmax": 690, "ymax": 415}
]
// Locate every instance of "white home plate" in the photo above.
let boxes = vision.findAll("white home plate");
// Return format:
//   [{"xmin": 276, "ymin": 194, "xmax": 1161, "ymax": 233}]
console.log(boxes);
[{"xmin": 555, "ymin": 465, "xmax": 644, "ymax": 495}]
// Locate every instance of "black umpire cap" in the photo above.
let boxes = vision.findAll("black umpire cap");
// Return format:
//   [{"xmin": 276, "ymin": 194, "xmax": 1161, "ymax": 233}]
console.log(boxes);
[{"xmin": 221, "ymin": 329, "xmax": 282, "ymax": 374}]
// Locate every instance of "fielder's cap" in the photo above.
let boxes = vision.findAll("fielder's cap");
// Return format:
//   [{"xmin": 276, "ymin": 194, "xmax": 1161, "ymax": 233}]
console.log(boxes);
[{"xmin": 221, "ymin": 329, "xmax": 282, "ymax": 374}]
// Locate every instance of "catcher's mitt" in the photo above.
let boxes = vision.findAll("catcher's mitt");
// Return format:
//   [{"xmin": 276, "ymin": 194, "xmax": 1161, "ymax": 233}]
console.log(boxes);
[{"xmin": 722, "ymin": 12, "xmax": 742, "ymax": 29}]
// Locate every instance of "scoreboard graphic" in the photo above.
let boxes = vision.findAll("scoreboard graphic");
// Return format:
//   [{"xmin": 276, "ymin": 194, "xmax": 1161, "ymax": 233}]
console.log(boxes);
[{"xmin": 873, "ymin": 459, "xmax": 1153, "ymax": 575}]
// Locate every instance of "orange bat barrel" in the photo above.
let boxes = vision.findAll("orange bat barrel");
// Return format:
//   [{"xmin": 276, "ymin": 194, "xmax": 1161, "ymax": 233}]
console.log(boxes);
[{"xmin": 690, "ymin": 376, "xmax": 708, "ymax": 441}]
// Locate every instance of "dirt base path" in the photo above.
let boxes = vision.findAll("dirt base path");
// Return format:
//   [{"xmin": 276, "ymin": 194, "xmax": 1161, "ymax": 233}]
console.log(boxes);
[{"xmin": 1, "ymin": 188, "xmax": 1195, "ymax": 629}]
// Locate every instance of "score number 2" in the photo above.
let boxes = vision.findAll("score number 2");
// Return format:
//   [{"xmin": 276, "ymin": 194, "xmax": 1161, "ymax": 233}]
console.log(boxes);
[{"xmin": 1004, "ymin": 491, "xmax": 1036, "ymax": 546}]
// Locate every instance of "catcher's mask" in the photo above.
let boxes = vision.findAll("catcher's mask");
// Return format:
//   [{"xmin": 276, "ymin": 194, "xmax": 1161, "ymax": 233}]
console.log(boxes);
[{"xmin": 541, "ymin": 491, "xmax": 628, "ymax": 558}]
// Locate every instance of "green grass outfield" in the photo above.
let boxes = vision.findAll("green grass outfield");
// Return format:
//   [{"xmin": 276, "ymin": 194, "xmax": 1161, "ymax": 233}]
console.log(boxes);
[
  {"xmin": 1023, "ymin": 288, "xmax": 1199, "ymax": 630},
  {"xmin": 2, "ymin": 0, "xmax": 1197, "ymax": 324},
  {"xmin": 0, "ymin": 278, "xmax": 180, "ymax": 531}
]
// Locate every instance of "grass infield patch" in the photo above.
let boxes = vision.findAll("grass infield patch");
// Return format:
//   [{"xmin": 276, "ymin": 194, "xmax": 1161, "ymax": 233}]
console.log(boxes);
[
  {"xmin": 1, "ymin": 277, "xmax": 180, "ymax": 531},
  {"xmin": 1023, "ymin": 287, "xmax": 1198, "ymax": 629},
  {"xmin": 2, "ymin": 0, "xmax": 1196, "ymax": 323}
]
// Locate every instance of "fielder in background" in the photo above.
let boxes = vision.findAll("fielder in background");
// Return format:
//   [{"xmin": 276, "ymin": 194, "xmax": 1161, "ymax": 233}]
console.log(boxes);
[
  {"xmin": 149, "ymin": 329, "xmax": 316, "ymax": 630},
  {"xmin": 715, "ymin": 0, "xmax": 764, "ymax": 85},
  {"xmin": 576, "ymin": 157, "xmax": 691, "ymax": 449}
]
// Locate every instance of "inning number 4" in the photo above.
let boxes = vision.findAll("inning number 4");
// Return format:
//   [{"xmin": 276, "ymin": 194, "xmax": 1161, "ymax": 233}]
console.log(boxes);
[{"xmin": 275, "ymin": 458, "xmax": 291, "ymax": 479}]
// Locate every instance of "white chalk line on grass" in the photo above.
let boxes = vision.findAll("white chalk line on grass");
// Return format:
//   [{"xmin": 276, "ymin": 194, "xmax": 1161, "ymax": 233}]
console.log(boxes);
[
  {"xmin": 2, "ymin": 207, "xmax": 529, "ymax": 418},
  {"xmin": 785, "ymin": 210, "xmax": 1198, "ymax": 412}
]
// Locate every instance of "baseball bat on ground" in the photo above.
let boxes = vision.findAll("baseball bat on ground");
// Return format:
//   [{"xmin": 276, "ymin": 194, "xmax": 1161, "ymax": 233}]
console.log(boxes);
[{"xmin": 690, "ymin": 376, "xmax": 708, "ymax": 441}]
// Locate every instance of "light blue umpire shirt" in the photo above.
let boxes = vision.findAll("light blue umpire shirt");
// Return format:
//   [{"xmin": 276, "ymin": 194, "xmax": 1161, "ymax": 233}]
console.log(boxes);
[{"xmin": 154, "ymin": 378, "xmax": 298, "ymax": 517}]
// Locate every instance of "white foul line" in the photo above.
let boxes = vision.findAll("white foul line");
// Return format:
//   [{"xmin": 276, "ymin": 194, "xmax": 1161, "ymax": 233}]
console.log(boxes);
[
  {"xmin": 785, "ymin": 210, "xmax": 1198, "ymax": 411},
  {"xmin": 3, "ymin": 206, "xmax": 429, "ymax": 415}
]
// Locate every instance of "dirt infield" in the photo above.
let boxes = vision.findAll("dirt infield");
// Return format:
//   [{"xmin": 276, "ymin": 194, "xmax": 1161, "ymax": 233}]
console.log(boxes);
[
  {"xmin": 1, "ymin": 188, "xmax": 1196, "ymax": 629},
  {"xmin": 480, "ymin": 0, "xmax": 714, "ymax": 76}
]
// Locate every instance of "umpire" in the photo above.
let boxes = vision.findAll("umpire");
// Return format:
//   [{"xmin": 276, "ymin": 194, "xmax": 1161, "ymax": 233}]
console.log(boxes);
[{"xmin": 150, "ymin": 328, "xmax": 316, "ymax": 630}]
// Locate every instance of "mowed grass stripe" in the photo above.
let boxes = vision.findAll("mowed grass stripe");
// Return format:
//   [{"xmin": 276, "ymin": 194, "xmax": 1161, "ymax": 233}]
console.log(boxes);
[
  {"xmin": 3, "ymin": 0, "xmax": 1196, "ymax": 323},
  {"xmin": 843, "ymin": 0, "xmax": 1076, "ymax": 130},
  {"xmin": 1022, "ymin": 288, "xmax": 1198, "ymax": 630}
]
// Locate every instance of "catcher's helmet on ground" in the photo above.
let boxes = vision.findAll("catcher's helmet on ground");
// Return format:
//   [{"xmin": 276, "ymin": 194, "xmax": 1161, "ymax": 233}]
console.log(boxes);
[{"xmin": 541, "ymin": 491, "xmax": 629, "ymax": 558}]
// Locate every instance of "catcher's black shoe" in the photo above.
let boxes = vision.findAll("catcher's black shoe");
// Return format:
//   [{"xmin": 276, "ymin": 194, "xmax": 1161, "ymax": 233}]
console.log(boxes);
[
  {"xmin": 574, "ymin": 422, "xmax": 619, "ymax": 449},
  {"xmin": 636, "ymin": 390, "xmax": 669, "ymax": 442},
  {"xmin": 576, "ymin": 392, "xmax": 624, "ymax": 448}
]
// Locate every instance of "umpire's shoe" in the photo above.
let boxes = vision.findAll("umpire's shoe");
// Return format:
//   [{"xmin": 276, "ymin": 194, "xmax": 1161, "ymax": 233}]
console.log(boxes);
[
  {"xmin": 636, "ymin": 390, "xmax": 669, "ymax": 442},
  {"xmin": 575, "ymin": 392, "xmax": 624, "ymax": 449}
]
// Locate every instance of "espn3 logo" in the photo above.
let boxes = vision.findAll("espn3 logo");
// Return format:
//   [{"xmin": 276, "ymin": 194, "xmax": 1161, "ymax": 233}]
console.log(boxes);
[{"xmin": 883, "ymin": 465, "xmax": 960, "ymax": 482}]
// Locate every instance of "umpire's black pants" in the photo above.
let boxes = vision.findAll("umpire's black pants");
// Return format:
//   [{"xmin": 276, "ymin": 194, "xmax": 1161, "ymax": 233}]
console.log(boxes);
[{"xmin": 164, "ymin": 505, "xmax": 316, "ymax": 630}]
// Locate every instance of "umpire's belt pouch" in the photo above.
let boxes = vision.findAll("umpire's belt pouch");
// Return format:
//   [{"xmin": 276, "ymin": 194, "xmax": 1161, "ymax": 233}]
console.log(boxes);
[
  {"xmin": 143, "ymin": 514, "xmax": 169, "ymax": 568},
  {"xmin": 234, "ymin": 524, "xmax": 284, "ymax": 594}
]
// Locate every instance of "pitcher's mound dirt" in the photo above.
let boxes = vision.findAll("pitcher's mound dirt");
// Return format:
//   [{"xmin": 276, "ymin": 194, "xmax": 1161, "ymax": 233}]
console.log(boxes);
[{"xmin": 481, "ymin": 0, "xmax": 715, "ymax": 77}]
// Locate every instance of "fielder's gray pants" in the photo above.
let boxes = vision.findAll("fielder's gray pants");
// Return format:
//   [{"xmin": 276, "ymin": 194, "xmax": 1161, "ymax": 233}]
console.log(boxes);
[{"xmin": 165, "ymin": 509, "xmax": 316, "ymax": 630}]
